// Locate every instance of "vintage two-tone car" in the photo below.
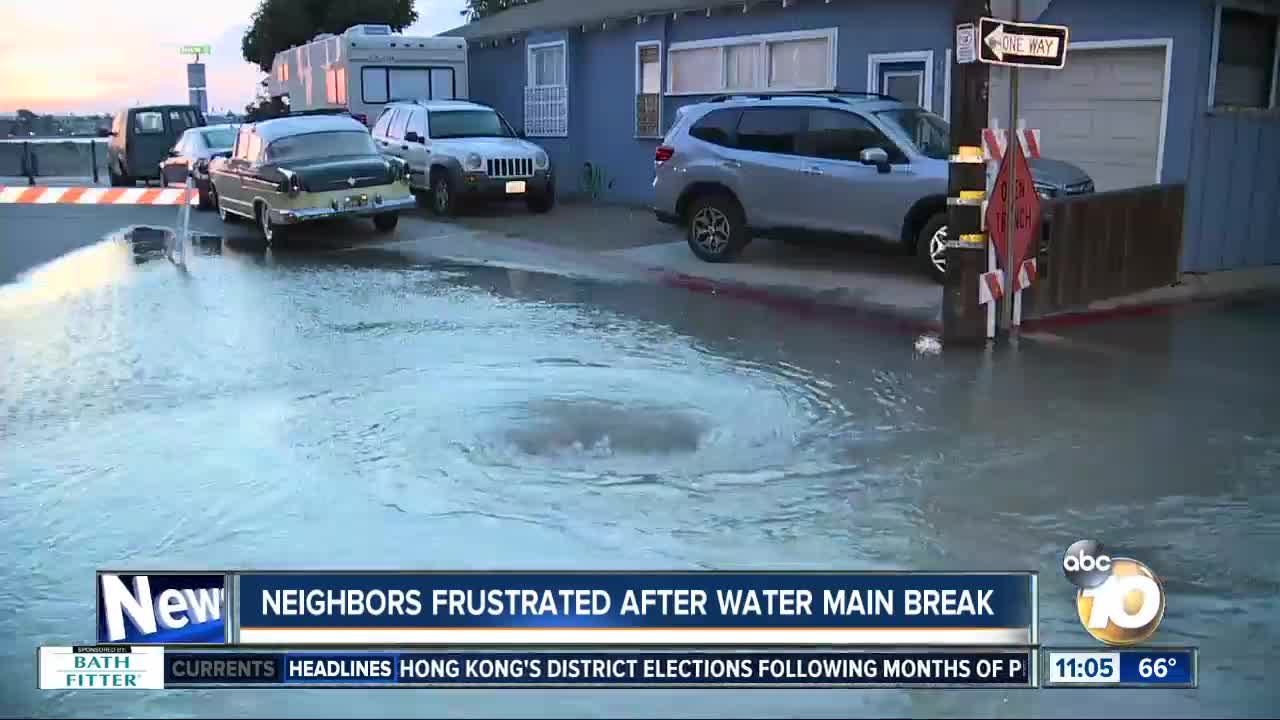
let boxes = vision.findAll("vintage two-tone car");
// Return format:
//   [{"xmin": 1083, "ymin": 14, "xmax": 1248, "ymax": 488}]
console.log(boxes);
[{"xmin": 208, "ymin": 113, "xmax": 414, "ymax": 243}]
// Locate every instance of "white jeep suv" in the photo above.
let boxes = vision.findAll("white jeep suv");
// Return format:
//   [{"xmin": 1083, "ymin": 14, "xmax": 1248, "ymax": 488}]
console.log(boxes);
[{"xmin": 371, "ymin": 100, "xmax": 554, "ymax": 216}]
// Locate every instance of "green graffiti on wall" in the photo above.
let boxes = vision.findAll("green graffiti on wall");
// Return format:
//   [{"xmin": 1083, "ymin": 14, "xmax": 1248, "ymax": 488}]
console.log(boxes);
[{"xmin": 580, "ymin": 162, "xmax": 616, "ymax": 201}]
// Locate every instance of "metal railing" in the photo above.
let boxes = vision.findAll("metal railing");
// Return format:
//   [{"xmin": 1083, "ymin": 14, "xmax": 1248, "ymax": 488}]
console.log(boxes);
[{"xmin": 0, "ymin": 137, "xmax": 106, "ymax": 185}]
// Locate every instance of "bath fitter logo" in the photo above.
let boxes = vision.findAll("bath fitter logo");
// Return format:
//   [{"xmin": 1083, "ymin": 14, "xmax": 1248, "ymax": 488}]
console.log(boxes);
[
  {"xmin": 1062, "ymin": 540, "xmax": 1165, "ymax": 646},
  {"xmin": 38, "ymin": 646, "xmax": 165, "ymax": 689}
]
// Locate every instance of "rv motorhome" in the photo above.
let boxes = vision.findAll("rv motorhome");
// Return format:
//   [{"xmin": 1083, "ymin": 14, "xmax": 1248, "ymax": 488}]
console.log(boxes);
[{"xmin": 267, "ymin": 24, "xmax": 468, "ymax": 127}]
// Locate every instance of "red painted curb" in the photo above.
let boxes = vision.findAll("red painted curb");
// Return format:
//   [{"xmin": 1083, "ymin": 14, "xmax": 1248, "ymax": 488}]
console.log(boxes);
[{"xmin": 659, "ymin": 271, "xmax": 943, "ymax": 336}]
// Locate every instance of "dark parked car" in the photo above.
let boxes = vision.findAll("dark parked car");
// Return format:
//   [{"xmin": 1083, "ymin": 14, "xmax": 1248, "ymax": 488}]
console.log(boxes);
[
  {"xmin": 208, "ymin": 114, "xmax": 414, "ymax": 244},
  {"xmin": 106, "ymin": 105, "xmax": 206, "ymax": 186},
  {"xmin": 159, "ymin": 124, "xmax": 238, "ymax": 208}
]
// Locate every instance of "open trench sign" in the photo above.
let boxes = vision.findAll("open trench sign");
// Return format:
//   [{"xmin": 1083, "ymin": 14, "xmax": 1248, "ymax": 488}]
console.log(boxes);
[{"xmin": 985, "ymin": 139, "xmax": 1040, "ymax": 276}]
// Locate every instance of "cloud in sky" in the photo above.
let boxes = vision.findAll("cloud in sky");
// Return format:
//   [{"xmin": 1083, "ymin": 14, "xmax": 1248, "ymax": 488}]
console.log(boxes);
[{"xmin": 0, "ymin": 0, "xmax": 468, "ymax": 114}]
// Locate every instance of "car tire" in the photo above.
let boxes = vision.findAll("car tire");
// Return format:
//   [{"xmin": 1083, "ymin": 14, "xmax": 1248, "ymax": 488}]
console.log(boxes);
[
  {"xmin": 109, "ymin": 164, "xmax": 131, "ymax": 187},
  {"xmin": 526, "ymin": 188, "xmax": 555, "ymax": 214},
  {"xmin": 196, "ymin": 185, "xmax": 213, "ymax": 211},
  {"xmin": 917, "ymin": 213, "xmax": 948, "ymax": 284},
  {"xmin": 257, "ymin": 203, "xmax": 288, "ymax": 245},
  {"xmin": 686, "ymin": 193, "xmax": 749, "ymax": 263},
  {"xmin": 412, "ymin": 189, "xmax": 430, "ymax": 208},
  {"xmin": 213, "ymin": 187, "xmax": 235, "ymax": 223},
  {"xmin": 373, "ymin": 212, "xmax": 399, "ymax": 232},
  {"xmin": 430, "ymin": 171, "xmax": 458, "ymax": 217}
]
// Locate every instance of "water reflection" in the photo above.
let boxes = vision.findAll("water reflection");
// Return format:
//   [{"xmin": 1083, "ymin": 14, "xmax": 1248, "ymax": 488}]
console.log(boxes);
[{"xmin": 0, "ymin": 233, "xmax": 1276, "ymax": 718}]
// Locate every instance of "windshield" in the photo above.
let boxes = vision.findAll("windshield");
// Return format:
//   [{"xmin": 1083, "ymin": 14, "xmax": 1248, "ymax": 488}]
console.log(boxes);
[
  {"xmin": 201, "ymin": 127, "xmax": 236, "ymax": 150},
  {"xmin": 429, "ymin": 109, "xmax": 512, "ymax": 139},
  {"xmin": 874, "ymin": 109, "xmax": 950, "ymax": 160},
  {"xmin": 265, "ymin": 131, "xmax": 377, "ymax": 163}
]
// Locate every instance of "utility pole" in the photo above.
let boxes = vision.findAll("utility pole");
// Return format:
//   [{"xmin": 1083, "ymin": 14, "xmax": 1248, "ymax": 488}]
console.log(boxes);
[{"xmin": 941, "ymin": 0, "xmax": 992, "ymax": 344}]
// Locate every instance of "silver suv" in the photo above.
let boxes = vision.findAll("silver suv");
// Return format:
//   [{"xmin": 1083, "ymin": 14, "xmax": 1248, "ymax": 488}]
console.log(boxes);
[{"xmin": 652, "ymin": 93, "xmax": 1094, "ymax": 281}]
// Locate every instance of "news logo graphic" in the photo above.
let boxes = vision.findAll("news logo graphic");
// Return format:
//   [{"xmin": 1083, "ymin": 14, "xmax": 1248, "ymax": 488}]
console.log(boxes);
[
  {"xmin": 97, "ymin": 573, "xmax": 226, "ymax": 644},
  {"xmin": 1062, "ymin": 540, "xmax": 1165, "ymax": 646},
  {"xmin": 39, "ymin": 646, "xmax": 165, "ymax": 689}
]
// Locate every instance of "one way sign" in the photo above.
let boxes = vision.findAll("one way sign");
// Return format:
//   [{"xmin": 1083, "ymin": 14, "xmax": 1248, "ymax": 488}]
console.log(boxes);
[{"xmin": 978, "ymin": 17, "xmax": 1069, "ymax": 69}]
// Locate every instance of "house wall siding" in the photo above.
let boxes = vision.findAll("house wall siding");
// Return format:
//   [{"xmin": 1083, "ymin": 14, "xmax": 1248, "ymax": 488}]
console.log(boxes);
[{"xmin": 460, "ymin": 0, "xmax": 1280, "ymax": 271}]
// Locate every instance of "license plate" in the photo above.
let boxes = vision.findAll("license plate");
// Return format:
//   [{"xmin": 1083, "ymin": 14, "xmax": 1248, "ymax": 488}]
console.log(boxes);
[
  {"xmin": 345, "ymin": 195, "xmax": 368, "ymax": 209},
  {"xmin": 505, "ymin": 180, "xmax": 526, "ymax": 194}
]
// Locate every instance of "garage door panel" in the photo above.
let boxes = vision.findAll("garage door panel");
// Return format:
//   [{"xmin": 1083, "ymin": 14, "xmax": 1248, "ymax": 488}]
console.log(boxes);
[{"xmin": 1015, "ymin": 46, "xmax": 1165, "ymax": 191}]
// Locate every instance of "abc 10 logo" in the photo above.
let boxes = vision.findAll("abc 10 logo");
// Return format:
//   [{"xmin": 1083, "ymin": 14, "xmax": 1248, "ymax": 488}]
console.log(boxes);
[{"xmin": 1062, "ymin": 540, "xmax": 1165, "ymax": 646}]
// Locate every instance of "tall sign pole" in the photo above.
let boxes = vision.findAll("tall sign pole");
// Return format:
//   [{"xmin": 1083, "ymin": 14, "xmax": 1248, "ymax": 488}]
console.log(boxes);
[
  {"xmin": 941, "ymin": 0, "xmax": 992, "ymax": 344},
  {"xmin": 180, "ymin": 45, "xmax": 212, "ymax": 114},
  {"xmin": 976, "ymin": 10, "xmax": 1068, "ymax": 337}
]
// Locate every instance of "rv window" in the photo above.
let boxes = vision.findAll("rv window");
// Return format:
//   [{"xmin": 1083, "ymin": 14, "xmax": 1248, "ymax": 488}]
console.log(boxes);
[
  {"xmin": 389, "ymin": 68, "xmax": 430, "ymax": 101},
  {"xmin": 133, "ymin": 111, "xmax": 164, "ymax": 135},
  {"xmin": 362, "ymin": 67, "xmax": 389, "ymax": 104},
  {"xmin": 431, "ymin": 68, "xmax": 455, "ymax": 99}
]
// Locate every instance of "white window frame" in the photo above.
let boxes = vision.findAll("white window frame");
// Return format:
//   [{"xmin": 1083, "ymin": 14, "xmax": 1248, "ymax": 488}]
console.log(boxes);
[
  {"xmin": 665, "ymin": 28, "xmax": 838, "ymax": 96},
  {"xmin": 867, "ymin": 50, "xmax": 934, "ymax": 112},
  {"xmin": 636, "ymin": 40, "xmax": 663, "ymax": 138},
  {"xmin": 1207, "ymin": 1, "xmax": 1280, "ymax": 110},
  {"xmin": 882, "ymin": 70, "xmax": 926, "ymax": 106},
  {"xmin": 527, "ymin": 40, "xmax": 568, "ymax": 88}
]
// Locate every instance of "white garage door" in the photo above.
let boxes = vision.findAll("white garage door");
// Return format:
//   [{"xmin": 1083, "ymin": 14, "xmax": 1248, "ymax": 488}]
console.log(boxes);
[{"xmin": 1019, "ymin": 46, "xmax": 1166, "ymax": 192}]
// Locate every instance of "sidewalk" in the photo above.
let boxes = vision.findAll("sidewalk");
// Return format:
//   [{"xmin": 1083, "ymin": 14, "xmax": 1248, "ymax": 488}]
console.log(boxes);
[
  {"xmin": 439, "ymin": 199, "xmax": 943, "ymax": 328},
  {"xmin": 432, "ymin": 200, "xmax": 1280, "ymax": 333}
]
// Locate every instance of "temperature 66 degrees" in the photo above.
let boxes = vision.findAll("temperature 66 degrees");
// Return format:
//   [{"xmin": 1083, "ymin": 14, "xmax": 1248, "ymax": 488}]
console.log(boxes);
[{"xmin": 1140, "ymin": 657, "xmax": 1177, "ymax": 678}]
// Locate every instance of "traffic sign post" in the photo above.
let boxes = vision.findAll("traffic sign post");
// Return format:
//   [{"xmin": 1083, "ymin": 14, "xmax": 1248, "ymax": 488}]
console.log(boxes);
[{"xmin": 975, "ymin": 5, "xmax": 1066, "ymax": 335}]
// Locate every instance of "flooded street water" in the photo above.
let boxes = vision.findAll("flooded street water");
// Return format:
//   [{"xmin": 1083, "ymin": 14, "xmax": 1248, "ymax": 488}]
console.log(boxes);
[{"xmin": 1, "ymin": 230, "xmax": 1277, "ymax": 717}]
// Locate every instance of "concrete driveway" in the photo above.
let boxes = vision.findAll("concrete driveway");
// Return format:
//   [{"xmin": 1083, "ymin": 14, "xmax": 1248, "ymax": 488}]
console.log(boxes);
[{"xmin": 436, "ymin": 198, "xmax": 943, "ymax": 325}]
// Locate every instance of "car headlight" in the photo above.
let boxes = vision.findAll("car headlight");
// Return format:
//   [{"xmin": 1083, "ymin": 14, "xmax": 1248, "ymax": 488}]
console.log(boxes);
[
  {"xmin": 534, "ymin": 150, "xmax": 549, "ymax": 169},
  {"xmin": 465, "ymin": 152, "xmax": 483, "ymax": 171},
  {"xmin": 1034, "ymin": 182, "xmax": 1057, "ymax": 200}
]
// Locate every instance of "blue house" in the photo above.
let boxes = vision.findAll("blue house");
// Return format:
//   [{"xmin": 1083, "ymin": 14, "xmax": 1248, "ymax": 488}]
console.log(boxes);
[{"xmin": 446, "ymin": 0, "xmax": 1280, "ymax": 273}]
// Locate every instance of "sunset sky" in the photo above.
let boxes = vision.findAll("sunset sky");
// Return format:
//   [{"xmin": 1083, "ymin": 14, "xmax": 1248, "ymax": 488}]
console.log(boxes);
[{"xmin": 0, "ymin": 0, "xmax": 468, "ymax": 115}]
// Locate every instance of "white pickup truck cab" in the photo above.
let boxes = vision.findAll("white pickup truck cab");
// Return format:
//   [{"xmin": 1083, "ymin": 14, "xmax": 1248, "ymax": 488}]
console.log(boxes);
[{"xmin": 371, "ymin": 99, "xmax": 554, "ymax": 216}]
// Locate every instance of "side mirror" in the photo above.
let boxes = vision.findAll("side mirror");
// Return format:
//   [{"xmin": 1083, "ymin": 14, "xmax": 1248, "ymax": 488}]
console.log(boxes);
[
  {"xmin": 515, "ymin": 129, "xmax": 526, "ymax": 138},
  {"xmin": 404, "ymin": 130, "xmax": 423, "ymax": 144},
  {"xmin": 859, "ymin": 147, "xmax": 891, "ymax": 173}
]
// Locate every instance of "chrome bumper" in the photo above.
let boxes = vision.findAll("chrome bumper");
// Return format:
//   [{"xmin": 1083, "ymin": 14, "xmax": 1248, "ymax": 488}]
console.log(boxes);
[{"xmin": 270, "ymin": 194, "xmax": 417, "ymax": 225}]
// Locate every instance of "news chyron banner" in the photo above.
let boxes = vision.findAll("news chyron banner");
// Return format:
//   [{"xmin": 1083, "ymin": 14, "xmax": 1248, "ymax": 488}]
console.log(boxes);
[
  {"xmin": 232, "ymin": 572, "xmax": 1037, "ymax": 646},
  {"xmin": 69, "ymin": 570, "xmax": 1040, "ymax": 689}
]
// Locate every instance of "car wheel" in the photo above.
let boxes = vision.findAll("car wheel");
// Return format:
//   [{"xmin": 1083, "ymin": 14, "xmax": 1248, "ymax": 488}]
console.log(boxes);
[
  {"xmin": 430, "ymin": 172, "xmax": 457, "ymax": 217},
  {"xmin": 109, "ymin": 165, "xmax": 130, "ymax": 187},
  {"xmin": 258, "ymin": 204, "xmax": 288, "ymax": 245},
  {"xmin": 686, "ymin": 194, "xmax": 749, "ymax": 263},
  {"xmin": 196, "ymin": 185, "xmax": 213, "ymax": 211},
  {"xmin": 526, "ymin": 187, "xmax": 555, "ymax": 214},
  {"xmin": 917, "ymin": 213, "xmax": 948, "ymax": 283},
  {"xmin": 214, "ymin": 187, "xmax": 234, "ymax": 223},
  {"xmin": 373, "ymin": 212, "xmax": 399, "ymax": 232}
]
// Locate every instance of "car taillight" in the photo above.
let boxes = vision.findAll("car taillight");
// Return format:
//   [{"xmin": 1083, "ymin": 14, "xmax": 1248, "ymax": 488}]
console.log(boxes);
[{"xmin": 655, "ymin": 145, "xmax": 674, "ymax": 163}]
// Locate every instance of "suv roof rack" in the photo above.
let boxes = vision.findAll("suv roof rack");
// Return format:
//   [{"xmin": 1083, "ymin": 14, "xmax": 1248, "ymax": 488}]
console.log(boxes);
[{"xmin": 706, "ymin": 90, "xmax": 898, "ymax": 104}]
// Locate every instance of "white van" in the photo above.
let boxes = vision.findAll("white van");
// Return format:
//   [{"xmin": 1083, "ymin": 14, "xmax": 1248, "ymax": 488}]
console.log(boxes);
[{"xmin": 267, "ymin": 24, "xmax": 468, "ymax": 127}]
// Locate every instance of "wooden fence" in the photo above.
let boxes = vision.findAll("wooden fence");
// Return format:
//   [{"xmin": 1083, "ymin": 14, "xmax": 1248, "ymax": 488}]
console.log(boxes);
[{"xmin": 1029, "ymin": 183, "xmax": 1185, "ymax": 316}]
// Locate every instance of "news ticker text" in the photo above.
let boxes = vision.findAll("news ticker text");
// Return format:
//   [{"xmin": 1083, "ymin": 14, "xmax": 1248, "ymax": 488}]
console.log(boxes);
[{"xmin": 38, "ymin": 646, "xmax": 1198, "ymax": 689}]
